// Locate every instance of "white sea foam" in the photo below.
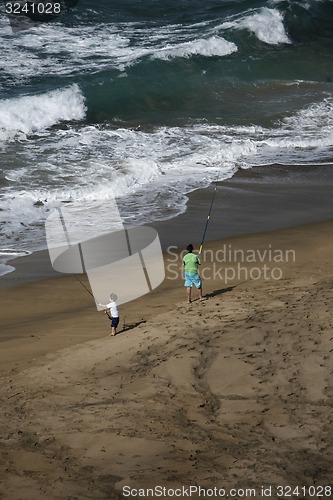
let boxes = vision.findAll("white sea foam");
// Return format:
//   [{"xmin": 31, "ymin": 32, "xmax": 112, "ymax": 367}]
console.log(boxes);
[
  {"xmin": 152, "ymin": 36, "xmax": 237, "ymax": 60},
  {"xmin": 0, "ymin": 263, "xmax": 15, "ymax": 277},
  {"xmin": 282, "ymin": 98, "xmax": 333, "ymax": 130},
  {"xmin": 1, "ymin": 21, "xmax": 238, "ymax": 83},
  {"xmin": 0, "ymin": 84, "xmax": 86, "ymax": 142},
  {"xmin": 223, "ymin": 8, "xmax": 291, "ymax": 45},
  {"xmin": 0, "ymin": 250, "xmax": 31, "ymax": 277},
  {"xmin": 0, "ymin": 123, "xmax": 249, "ymax": 258},
  {"xmin": 235, "ymin": 97, "xmax": 333, "ymax": 164},
  {"xmin": 0, "ymin": 249, "xmax": 31, "ymax": 258},
  {"xmin": 1, "ymin": 96, "xmax": 332, "ymax": 272},
  {"xmin": 1, "ymin": 23, "xmax": 131, "ymax": 79}
]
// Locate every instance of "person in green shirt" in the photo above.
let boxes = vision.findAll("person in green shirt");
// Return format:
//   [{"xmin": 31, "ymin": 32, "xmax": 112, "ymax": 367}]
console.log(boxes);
[{"xmin": 183, "ymin": 243, "xmax": 204, "ymax": 303}]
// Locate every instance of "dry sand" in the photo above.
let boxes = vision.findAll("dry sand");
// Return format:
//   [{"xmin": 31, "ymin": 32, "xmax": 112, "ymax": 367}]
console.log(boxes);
[{"xmin": 0, "ymin": 220, "xmax": 332, "ymax": 499}]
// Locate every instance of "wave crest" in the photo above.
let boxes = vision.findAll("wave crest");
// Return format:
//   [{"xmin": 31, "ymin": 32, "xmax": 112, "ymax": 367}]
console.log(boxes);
[
  {"xmin": 0, "ymin": 84, "xmax": 86, "ymax": 142},
  {"xmin": 223, "ymin": 7, "xmax": 291, "ymax": 45},
  {"xmin": 152, "ymin": 35, "xmax": 237, "ymax": 60}
]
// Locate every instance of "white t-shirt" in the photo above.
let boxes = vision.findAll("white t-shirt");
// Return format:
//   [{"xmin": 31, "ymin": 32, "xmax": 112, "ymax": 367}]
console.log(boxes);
[{"xmin": 106, "ymin": 300, "xmax": 119, "ymax": 318}]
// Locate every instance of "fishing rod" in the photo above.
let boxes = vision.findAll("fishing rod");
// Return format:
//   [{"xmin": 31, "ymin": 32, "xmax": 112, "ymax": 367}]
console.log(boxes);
[
  {"xmin": 56, "ymin": 207, "xmax": 111, "ymax": 321},
  {"xmin": 73, "ymin": 273, "xmax": 112, "ymax": 319},
  {"xmin": 199, "ymin": 181, "xmax": 218, "ymax": 255},
  {"xmin": 73, "ymin": 273, "xmax": 94, "ymax": 299},
  {"xmin": 73, "ymin": 263, "xmax": 109, "ymax": 316},
  {"xmin": 56, "ymin": 208, "xmax": 95, "ymax": 301}
]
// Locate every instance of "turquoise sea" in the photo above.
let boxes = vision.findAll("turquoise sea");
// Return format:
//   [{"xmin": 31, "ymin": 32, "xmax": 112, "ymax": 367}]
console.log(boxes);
[{"xmin": 0, "ymin": 0, "xmax": 333, "ymax": 274}]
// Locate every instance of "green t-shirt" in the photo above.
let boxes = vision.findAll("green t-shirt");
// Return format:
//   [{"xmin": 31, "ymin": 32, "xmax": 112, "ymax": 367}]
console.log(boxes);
[{"xmin": 183, "ymin": 252, "xmax": 201, "ymax": 274}]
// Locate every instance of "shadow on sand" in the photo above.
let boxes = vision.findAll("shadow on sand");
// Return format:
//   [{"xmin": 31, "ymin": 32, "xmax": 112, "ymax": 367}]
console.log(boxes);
[{"xmin": 205, "ymin": 286, "xmax": 236, "ymax": 299}]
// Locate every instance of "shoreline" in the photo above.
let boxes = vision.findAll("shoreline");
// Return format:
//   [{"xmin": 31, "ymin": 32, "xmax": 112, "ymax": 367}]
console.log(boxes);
[
  {"xmin": 1, "ymin": 161, "xmax": 333, "ymax": 372},
  {"xmin": 2, "ymin": 162, "xmax": 333, "ymax": 289},
  {"xmin": 153, "ymin": 162, "xmax": 333, "ymax": 247},
  {"xmin": 1, "ymin": 217, "xmax": 333, "ymax": 374}
]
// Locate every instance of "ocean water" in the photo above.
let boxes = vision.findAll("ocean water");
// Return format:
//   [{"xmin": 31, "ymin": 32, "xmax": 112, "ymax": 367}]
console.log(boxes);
[{"xmin": 0, "ymin": 0, "xmax": 333, "ymax": 275}]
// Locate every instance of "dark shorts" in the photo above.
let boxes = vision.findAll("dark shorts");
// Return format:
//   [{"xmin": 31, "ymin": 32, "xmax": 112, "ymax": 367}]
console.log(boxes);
[{"xmin": 111, "ymin": 317, "xmax": 119, "ymax": 328}]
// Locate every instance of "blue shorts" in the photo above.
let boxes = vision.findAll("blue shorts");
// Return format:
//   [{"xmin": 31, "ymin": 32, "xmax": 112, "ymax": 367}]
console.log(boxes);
[
  {"xmin": 184, "ymin": 272, "xmax": 202, "ymax": 289},
  {"xmin": 111, "ymin": 317, "xmax": 119, "ymax": 328}
]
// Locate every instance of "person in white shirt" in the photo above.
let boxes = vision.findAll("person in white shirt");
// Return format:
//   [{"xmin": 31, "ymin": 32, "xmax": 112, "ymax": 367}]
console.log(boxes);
[{"xmin": 99, "ymin": 293, "xmax": 120, "ymax": 336}]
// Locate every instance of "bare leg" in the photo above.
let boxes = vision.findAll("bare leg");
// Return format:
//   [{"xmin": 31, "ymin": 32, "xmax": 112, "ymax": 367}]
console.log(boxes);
[{"xmin": 187, "ymin": 287, "xmax": 191, "ymax": 303}]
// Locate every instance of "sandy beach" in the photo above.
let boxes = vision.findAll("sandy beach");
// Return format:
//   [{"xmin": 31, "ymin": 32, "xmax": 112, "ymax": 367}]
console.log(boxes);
[
  {"xmin": 1, "ymin": 207, "xmax": 333, "ymax": 498},
  {"xmin": 1, "ymin": 0, "xmax": 333, "ymax": 493}
]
